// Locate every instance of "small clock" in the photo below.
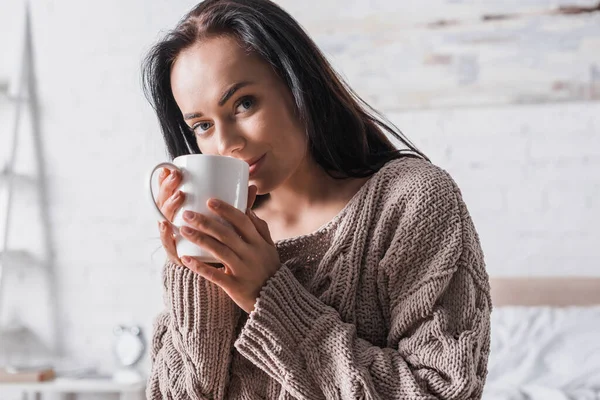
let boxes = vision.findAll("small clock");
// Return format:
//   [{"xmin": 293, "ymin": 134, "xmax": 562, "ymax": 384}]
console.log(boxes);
[{"xmin": 113, "ymin": 325, "xmax": 145, "ymax": 368}]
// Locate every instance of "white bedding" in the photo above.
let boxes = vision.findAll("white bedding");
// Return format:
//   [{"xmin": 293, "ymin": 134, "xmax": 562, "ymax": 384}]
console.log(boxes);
[{"xmin": 483, "ymin": 306, "xmax": 600, "ymax": 400}]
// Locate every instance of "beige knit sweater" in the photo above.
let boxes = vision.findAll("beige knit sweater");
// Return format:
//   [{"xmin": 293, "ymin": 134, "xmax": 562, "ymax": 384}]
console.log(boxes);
[{"xmin": 146, "ymin": 157, "xmax": 492, "ymax": 400}]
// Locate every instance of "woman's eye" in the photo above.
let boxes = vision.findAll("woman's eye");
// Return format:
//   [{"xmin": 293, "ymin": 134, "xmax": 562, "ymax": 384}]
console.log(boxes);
[
  {"xmin": 235, "ymin": 96, "xmax": 255, "ymax": 113},
  {"xmin": 192, "ymin": 121, "xmax": 213, "ymax": 133}
]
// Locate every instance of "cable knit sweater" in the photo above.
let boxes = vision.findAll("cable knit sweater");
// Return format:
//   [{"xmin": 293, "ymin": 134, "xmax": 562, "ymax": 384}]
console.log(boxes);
[{"xmin": 146, "ymin": 157, "xmax": 492, "ymax": 400}]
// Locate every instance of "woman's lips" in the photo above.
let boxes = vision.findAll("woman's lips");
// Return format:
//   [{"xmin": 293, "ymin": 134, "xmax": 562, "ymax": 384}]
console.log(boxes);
[{"xmin": 248, "ymin": 154, "xmax": 266, "ymax": 176}]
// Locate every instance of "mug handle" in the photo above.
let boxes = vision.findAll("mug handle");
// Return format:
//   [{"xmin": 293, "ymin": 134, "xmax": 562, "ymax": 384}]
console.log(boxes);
[{"xmin": 147, "ymin": 162, "xmax": 181, "ymax": 235}]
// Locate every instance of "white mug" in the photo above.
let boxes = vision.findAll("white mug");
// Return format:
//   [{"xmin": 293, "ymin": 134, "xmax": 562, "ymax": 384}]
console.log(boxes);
[{"xmin": 148, "ymin": 154, "xmax": 249, "ymax": 263}]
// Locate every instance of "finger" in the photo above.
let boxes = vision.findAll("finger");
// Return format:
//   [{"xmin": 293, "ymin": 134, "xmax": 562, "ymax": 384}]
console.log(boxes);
[
  {"xmin": 180, "ymin": 226, "xmax": 241, "ymax": 267},
  {"xmin": 207, "ymin": 199, "xmax": 256, "ymax": 241},
  {"xmin": 156, "ymin": 169, "xmax": 172, "ymax": 207},
  {"xmin": 161, "ymin": 190, "xmax": 185, "ymax": 221},
  {"xmin": 247, "ymin": 185, "xmax": 258, "ymax": 209},
  {"xmin": 159, "ymin": 221, "xmax": 181, "ymax": 264},
  {"xmin": 157, "ymin": 167, "xmax": 169, "ymax": 187},
  {"xmin": 157, "ymin": 169, "xmax": 181, "ymax": 208},
  {"xmin": 247, "ymin": 208, "xmax": 275, "ymax": 245},
  {"xmin": 183, "ymin": 211, "xmax": 246, "ymax": 252},
  {"xmin": 181, "ymin": 256, "xmax": 233, "ymax": 288}
]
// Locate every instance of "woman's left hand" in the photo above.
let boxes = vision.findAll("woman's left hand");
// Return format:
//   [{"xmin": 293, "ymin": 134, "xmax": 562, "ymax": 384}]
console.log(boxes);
[{"xmin": 179, "ymin": 185, "xmax": 280, "ymax": 313}]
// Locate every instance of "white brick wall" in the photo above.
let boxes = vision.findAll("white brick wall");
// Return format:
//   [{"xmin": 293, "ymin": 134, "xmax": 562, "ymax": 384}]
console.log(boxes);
[
  {"xmin": 387, "ymin": 102, "xmax": 600, "ymax": 277},
  {"xmin": 0, "ymin": 0, "xmax": 598, "ymax": 398}
]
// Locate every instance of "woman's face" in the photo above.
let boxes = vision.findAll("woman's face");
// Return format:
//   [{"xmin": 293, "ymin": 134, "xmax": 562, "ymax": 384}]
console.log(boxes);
[{"xmin": 170, "ymin": 34, "xmax": 308, "ymax": 195}]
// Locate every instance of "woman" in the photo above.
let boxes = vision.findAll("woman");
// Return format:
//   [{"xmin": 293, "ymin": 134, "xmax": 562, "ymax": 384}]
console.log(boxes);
[{"xmin": 142, "ymin": 0, "xmax": 491, "ymax": 399}]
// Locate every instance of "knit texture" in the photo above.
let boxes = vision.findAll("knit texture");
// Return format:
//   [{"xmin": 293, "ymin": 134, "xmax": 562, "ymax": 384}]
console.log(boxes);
[{"xmin": 146, "ymin": 157, "xmax": 492, "ymax": 399}]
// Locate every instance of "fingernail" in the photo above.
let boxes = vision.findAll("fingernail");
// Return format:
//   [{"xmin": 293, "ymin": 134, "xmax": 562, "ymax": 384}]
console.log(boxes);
[
  {"xmin": 181, "ymin": 226, "xmax": 194, "ymax": 235},
  {"xmin": 169, "ymin": 171, "xmax": 178, "ymax": 180},
  {"xmin": 208, "ymin": 199, "xmax": 220, "ymax": 208},
  {"xmin": 159, "ymin": 221, "xmax": 166, "ymax": 231},
  {"xmin": 181, "ymin": 256, "xmax": 191, "ymax": 264},
  {"xmin": 183, "ymin": 210, "xmax": 194, "ymax": 220},
  {"xmin": 159, "ymin": 169, "xmax": 167, "ymax": 179}
]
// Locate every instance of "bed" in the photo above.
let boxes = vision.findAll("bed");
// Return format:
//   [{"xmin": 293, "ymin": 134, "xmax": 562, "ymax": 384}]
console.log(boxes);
[{"xmin": 484, "ymin": 277, "xmax": 600, "ymax": 400}]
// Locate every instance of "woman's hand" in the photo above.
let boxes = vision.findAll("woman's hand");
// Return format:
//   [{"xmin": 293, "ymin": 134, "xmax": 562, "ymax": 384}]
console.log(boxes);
[
  {"xmin": 179, "ymin": 185, "xmax": 281, "ymax": 313},
  {"xmin": 156, "ymin": 167, "xmax": 185, "ymax": 265}
]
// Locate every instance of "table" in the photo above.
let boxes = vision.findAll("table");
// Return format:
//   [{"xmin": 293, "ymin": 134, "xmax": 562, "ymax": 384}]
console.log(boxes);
[{"xmin": 0, "ymin": 378, "xmax": 145, "ymax": 400}]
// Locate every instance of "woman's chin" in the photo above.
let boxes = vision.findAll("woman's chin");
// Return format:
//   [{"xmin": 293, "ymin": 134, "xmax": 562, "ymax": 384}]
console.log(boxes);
[{"xmin": 251, "ymin": 179, "xmax": 276, "ymax": 197}]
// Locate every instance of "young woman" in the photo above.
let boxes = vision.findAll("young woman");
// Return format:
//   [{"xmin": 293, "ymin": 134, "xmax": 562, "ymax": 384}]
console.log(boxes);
[{"xmin": 142, "ymin": 0, "xmax": 491, "ymax": 398}]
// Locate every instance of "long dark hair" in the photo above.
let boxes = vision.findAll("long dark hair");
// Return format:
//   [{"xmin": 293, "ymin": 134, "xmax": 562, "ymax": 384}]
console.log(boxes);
[{"xmin": 142, "ymin": 0, "xmax": 428, "ymax": 187}]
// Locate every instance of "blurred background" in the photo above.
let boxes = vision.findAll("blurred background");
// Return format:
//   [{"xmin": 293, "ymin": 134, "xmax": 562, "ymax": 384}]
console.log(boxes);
[{"xmin": 0, "ymin": 0, "xmax": 598, "ymax": 399}]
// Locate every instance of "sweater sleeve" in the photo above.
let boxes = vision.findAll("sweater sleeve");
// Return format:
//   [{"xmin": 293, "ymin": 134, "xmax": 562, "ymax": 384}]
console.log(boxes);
[
  {"xmin": 146, "ymin": 262, "xmax": 241, "ymax": 400},
  {"xmin": 233, "ymin": 172, "xmax": 491, "ymax": 399}
]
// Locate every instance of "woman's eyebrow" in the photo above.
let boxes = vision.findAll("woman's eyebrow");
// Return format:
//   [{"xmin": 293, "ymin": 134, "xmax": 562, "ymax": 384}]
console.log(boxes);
[
  {"xmin": 218, "ymin": 81, "xmax": 254, "ymax": 106},
  {"xmin": 183, "ymin": 81, "xmax": 255, "ymax": 120}
]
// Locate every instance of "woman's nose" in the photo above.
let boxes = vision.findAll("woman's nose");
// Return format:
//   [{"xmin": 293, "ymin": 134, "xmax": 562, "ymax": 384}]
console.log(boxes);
[{"xmin": 216, "ymin": 125, "xmax": 245, "ymax": 156}]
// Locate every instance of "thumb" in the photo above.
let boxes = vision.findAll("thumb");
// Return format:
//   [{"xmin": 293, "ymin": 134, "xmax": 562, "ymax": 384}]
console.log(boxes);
[
  {"xmin": 247, "ymin": 208, "xmax": 274, "ymax": 246},
  {"xmin": 247, "ymin": 185, "xmax": 258, "ymax": 209}
]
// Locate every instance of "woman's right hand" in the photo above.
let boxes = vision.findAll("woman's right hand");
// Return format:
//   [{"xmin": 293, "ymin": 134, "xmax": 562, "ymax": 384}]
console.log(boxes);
[{"xmin": 156, "ymin": 167, "xmax": 185, "ymax": 264}]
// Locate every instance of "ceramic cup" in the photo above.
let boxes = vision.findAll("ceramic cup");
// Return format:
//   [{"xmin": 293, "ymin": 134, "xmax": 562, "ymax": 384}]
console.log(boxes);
[{"xmin": 148, "ymin": 154, "xmax": 249, "ymax": 263}]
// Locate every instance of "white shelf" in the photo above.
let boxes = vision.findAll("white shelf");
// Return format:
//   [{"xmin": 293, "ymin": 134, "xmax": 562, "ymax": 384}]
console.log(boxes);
[
  {"xmin": 0, "ymin": 80, "xmax": 11, "ymax": 100},
  {"xmin": 0, "ymin": 250, "xmax": 40, "ymax": 268},
  {"xmin": 0, "ymin": 166, "xmax": 36, "ymax": 185},
  {"xmin": 0, "ymin": 93, "xmax": 28, "ymax": 102},
  {"xmin": 0, "ymin": 80, "xmax": 28, "ymax": 102},
  {"xmin": 0, "ymin": 378, "xmax": 145, "ymax": 393}
]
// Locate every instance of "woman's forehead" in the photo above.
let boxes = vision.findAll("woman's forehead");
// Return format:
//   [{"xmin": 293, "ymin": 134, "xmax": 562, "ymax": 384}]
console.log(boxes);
[
  {"xmin": 171, "ymin": 37, "xmax": 269, "ymax": 96},
  {"xmin": 170, "ymin": 36, "xmax": 280, "ymax": 113}
]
